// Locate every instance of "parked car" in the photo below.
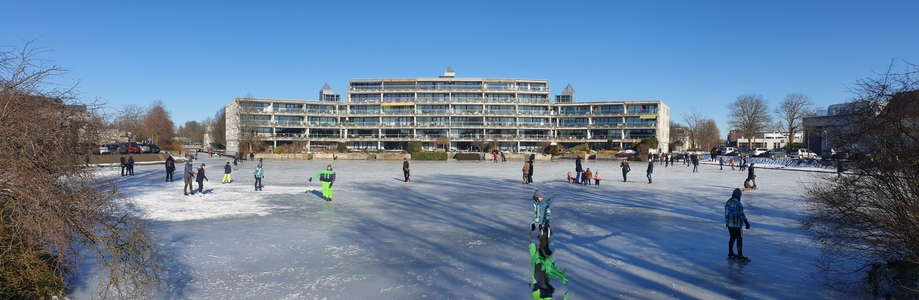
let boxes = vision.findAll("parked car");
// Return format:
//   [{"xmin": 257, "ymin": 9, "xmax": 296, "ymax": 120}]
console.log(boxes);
[
  {"xmin": 148, "ymin": 144, "xmax": 161, "ymax": 153},
  {"xmin": 105, "ymin": 144, "xmax": 119, "ymax": 154},
  {"xmin": 615, "ymin": 149, "xmax": 637, "ymax": 157},
  {"xmin": 722, "ymin": 147, "xmax": 738, "ymax": 156},
  {"xmin": 96, "ymin": 144, "xmax": 110, "ymax": 155},
  {"xmin": 138, "ymin": 144, "xmax": 151, "ymax": 153},
  {"xmin": 822, "ymin": 148, "xmax": 853, "ymax": 160},
  {"xmin": 766, "ymin": 148, "xmax": 787, "ymax": 158},
  {"xmin": 711, "ymin": 147, "xmax": 724, "ymax": 156},
  {"xmin": 117, "ymin": 142, "xmax": 141, "ymax": 154},
  {"xmin": 788, "ymin": 148, "xmax": 817, "ymax": 159},
  {"xmin": 752, "ymin": 148, "xmax": 769, "ymax": 157}
]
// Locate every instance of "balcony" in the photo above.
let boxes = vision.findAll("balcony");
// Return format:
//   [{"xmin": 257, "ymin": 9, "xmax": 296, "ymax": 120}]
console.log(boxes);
[
  {"xmin": 417, "ymin": 122, "xmax": 450, "ymax": 127},
  {"xmin": 626, "ymin": 109, "xmax": 658, "ymax": 115},
  {"xmin": 416, "ymin": 97, "xmax": 450, "ymax": 103},
  {"xmin": 348, "ymin": 110, "xmax": 381, "ymax": 115},
  {"xmin": 304, "ymin": 122, "xmax": 339, "ymax": 127},
  {"xmin": 592, "ymin": 110, "xmax": 624, "ymax": 115},
  {"xmin": 379, "ymin": 122, "xmax": 415, "ymax": 127},
  {"xmin": 417, "ymin": 109, "xmax": 450, "ymax": 114},
  {"xmin": 484, "ymin": 122, "xmax": 517, "ymax": 127},
  {"xmin": 274, "ymin": 120, "xmax": 305, "ymax": 126},
  {"xmin": 304, "ymin": 109, "xmax": 338, "ymax": 115},
  {"xmin": 558, "ymin": 111, "xmax": 591, "ymax": 116},
  {"xmin": 453, "ymin": 109, "xmax": 484, "ymax": 115},
  {"xmin": 485, "ymin": 110, "xmax": 516, "ymax": 115},
  {"xmin": 623, "ymin": 122, "xmax": 656, "ymax": 128},
  {"xmin": 273, "ymin": 108, "xmax": 304, "ymax": 114},
  {"xmin": 558, "ymin": 123, "xmax": 589, "ymax": 128},
  {"xmin": 381, "ymin": 110, "xmax": 415, "ymax": 115},
  {"xmin": 341, "ymin": 122, "xmax": 379, "ymax": 127}
]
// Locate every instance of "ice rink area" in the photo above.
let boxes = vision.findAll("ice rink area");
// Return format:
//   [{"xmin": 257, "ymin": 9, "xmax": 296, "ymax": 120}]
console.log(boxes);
[{"xmin": 72, "ymin": 156, "xmax": 838, "ymax": 299}]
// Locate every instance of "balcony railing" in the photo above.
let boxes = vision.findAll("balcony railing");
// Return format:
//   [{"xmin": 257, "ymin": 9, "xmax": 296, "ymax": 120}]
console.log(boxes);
[
  {"xmin": 273, "ymin": 108, "xmax": 304, "ymax": 113},
  {"xmin": 348, "ymin": 110, "xmax": 381, "ymax": 114},
  {"xmin": 382, "ymin": 110, "xmax": 415, "ymax": 115},
  {"xmin": 626, "ymin": 109, "xmax": 658, "ymax": 115},
  {"xmin": 558, "ymin": 123, "xmax": 589, "ymax": 128},
  {"xmin": 274, "ymin": 120, "xmax": 305, "ymax": 126},
  {"xmin": 484, "ymin": 122, "xmax": 517, "ymax": 127}
]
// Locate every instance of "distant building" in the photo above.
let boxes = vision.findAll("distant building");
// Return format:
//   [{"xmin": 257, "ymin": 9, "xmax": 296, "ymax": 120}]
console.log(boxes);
[{"xmin": 225, "ymin": 68, "xmax": 670, "ymax": 154}]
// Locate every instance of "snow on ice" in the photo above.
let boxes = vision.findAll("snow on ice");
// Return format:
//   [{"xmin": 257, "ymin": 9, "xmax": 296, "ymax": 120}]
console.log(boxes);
[{"xmin": 70, "ymin": 156, "xmax": 840, "ymax": 299}]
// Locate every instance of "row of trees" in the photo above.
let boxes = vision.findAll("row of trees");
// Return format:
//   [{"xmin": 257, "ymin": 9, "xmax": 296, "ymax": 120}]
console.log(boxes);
[
  {"xmin": 675, "ymin": 107, "xmax": 722, "ymax": 150},
  {"xmin": 726, "ymin": 92, "xmax": 815, "ymax": 149},
  {"xmin": 106, "ymin": 102, "xmax": 225, "ymax": 150}
]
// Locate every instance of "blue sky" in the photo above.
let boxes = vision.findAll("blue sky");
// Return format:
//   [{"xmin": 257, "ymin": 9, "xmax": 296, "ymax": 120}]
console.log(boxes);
[{"xmin": 3, "ymin": 1, "xmax": 917, "ymax": 134}]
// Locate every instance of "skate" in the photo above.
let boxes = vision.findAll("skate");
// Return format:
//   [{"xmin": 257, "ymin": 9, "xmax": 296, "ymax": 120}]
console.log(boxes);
[
  {"xmin": 736, "ymin": 255, "xmax": 751, "ymax": 262},
  {"xmin": 727, "ymin": 253, "xmax": 738, "ymax": 259}
]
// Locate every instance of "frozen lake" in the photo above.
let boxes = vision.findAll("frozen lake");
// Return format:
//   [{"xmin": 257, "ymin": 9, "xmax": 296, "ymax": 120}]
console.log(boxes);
[{"xmin": 73, "ymin": 156, "xmax": 838, "ymax": 299}]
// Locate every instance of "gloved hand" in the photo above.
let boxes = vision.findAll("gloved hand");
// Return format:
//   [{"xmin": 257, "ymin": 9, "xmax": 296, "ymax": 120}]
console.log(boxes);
[
  {"xmin": 746, "ymin": 223, "xmax": 751, "ymax": 230},
  {"xmin": 309, "ymin": 177, "xmax": 312, "ymax": 182},
  {"xmin": 530, "ymin": 223, "xmax": 536, "ymax": 231},
  {"xmin": 329, "ymin": 182, "xmax": 333, "ymax": 188}
]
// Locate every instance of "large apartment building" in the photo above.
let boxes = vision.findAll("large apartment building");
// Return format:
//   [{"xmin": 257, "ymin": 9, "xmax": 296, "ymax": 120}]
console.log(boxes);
[{"xmin": 225, "ymin": 68, "xmax": 669, "ymax": 155}]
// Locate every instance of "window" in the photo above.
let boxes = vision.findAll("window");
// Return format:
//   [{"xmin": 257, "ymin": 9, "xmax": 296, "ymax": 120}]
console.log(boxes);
[
  {"xmin": 560, "ymin": 118, "xmax": 588, "ymax": 127},
  {"xmin": 383, "ymin": 93, "xmax": 413, "ymax": 102},
  {"xmin": 627, "ymin": 104, "xmax": 658, "ymax": 114},
  {"xmin": 351, "ymin": 94, "xmax": 381, "ymax": 102},
  {"xmin": 595, "ymin": 105, "xmax": 624, "ymax": 114},
  {"xmin": 351, "ymin": 82, "xmax": 381, "ymax": 90}
]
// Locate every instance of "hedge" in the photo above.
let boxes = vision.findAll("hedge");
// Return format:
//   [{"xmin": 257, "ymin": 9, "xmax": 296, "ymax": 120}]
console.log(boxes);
[{"xmin": 411, "ymin": 152, "xmax": 448, "ymax": 160}]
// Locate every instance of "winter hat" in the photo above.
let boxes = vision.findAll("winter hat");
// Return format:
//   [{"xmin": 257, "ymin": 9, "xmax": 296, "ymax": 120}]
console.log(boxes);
[
  {"xmin": 732, "ymin": 188, "xmax": 743, "ymax": 199},
  {"xmin": 533, "ymin": 189, "xmax": 543, "ymax": 201}
]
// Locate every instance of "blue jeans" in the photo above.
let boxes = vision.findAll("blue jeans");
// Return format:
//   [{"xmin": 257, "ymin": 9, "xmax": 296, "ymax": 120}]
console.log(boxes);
[
  {"xmin": 693, "ymin": 165, "xmax": 698, "ymax": 173},
  {"xmin": 647, "ymin": 173, "xmax": 652, "ymax": 182},
  {"xmin": 575, "ymin": 172, "xmax": 581, "ymax": 183}
]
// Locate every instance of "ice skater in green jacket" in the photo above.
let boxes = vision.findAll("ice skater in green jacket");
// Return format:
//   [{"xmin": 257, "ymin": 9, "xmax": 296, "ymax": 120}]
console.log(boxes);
[
  {"xmin": 309, "ymin": 164, "xmax": 336, "ymax": 202},
  {"xmin": 529, "ymin": 223, "xmax": 569, "ymax": 300}
]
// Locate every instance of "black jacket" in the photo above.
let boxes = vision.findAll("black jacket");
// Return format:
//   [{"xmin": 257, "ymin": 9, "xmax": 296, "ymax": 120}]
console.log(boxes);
[
  {"xmin": 165, "ymin": 157, "xmax": 175, "ymax": 171},
  {"xmin": 196, "ymin": 168, "xmax": 208, "ymax": 182},
  {"xmin": 747, "ymin": 165, "xmax": 755, "ymax": 180},
  {"xmin": 403, "ymin": 161, "xmax": 409, "ymax": 170},
  {"xmin": 575, "ymin": 158, "xmax": 582, "ymax": 172},
  {"xmin": 647, "ymin": 161, "xmax": 654, "ymax": 173},
  {"xmin": 224, "ymin": 164, "xmax": 232, "ymax": 174},
  {"xmin": 128, "ymin": 157, "xmax": 134, "ymax": 166}
]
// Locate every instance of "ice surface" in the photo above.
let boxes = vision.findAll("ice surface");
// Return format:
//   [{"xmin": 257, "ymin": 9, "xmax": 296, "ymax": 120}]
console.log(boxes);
[{"xmin": 70, "ymin": 157, "xmax": 840, "ymax": 299}]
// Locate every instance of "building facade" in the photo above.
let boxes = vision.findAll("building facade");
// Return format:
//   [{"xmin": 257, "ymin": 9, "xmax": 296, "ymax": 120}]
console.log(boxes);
[{"xmin": 226, "ymin": 69, "xmax": 669, "ymax": 155}]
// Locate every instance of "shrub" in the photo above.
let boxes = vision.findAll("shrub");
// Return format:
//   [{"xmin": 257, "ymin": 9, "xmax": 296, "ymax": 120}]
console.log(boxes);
[
  {"xmin": 407, "ymin": 141, "xmax": 423, "ymax": 153},
  {"xmin": 337, "ymin": 142, "xmax": 348, "ymax": 153},
  {"xmin": 272, "ymin": 147, "xmax": 283, "ymax": 154},
  {"xmin": 411, "ymin": 152, "xmax": 448, "ymax": 160}
]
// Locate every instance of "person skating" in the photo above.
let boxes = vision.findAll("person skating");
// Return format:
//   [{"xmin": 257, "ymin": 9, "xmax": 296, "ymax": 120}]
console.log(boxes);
[
  {"xmin": 746, "ymin": 163, "xmax": 756, "ymax": 188},
  {"xmin": 647, "ymin": 158, "xmax": 654, "ymax": 184},
  {"xmin": 836, "ymin": 160, "xmax": 845, "ymax": 179},
  {"xmin": 165, "ymin": 156, "xmax": 175, "ymax": 182},
  {"xmin": 195, "ymin": 163, "xmax": 209, "ymax": 195},
  {"xmin": 584, "ymin": 168, "xmax": 592, "ymax": 186},
  {"xmin": 567, "ymin": 171, "xmax": 573, "ymax": 183},
  {"xmin": 725, "ymin": 188, "xmax": 751, "ymax": 261},
  {"xmin": 719, "ymin": 157, "xmax": 724, "ymax": 170},
  {"xmin": 183, "ymin": 160, "xmax": 195, "ymax": 196},
  {"xmin": 249, "ymin": 152, "xmax": 254, "ymax": 161},
  {"xmin": 730, "ymin": 158, "xmax": 736, "ymax": 171},
  {"xmin": 258, "ymin": 158, "xmax": 263, "ymax": 168},
  {"xmin": 127, "ymin": 156, "xmax": 135, "ymax": 176},
  {"xmin": 493, "ymin": 152, "xmax": 498, "ymax": 163},
  {"xmin": 522, "ymin": 160, "xmax": 531, "ymax": 184},
  {"xmin": 620, "ymin": 159, "xmax": 631, "ymax": 182},
  {"xmin": 691, "ymin": 154, "xmax": 699, "ymax": 173},
  {"xmin": 222, "ymin": 162, "xmax": 232, "ymax": 183},
  {"xmin": 594, "ymin": 170, "xmax": 600, "ymax": 185},
  {"xmin": 574, "ymin": 156, "xmax": 583, "ymax": 183},
  {"xmin": 403, "ymin": 158, "xmax": 411, "ymax": 182},
  {"xmin": 528, "ymin": 200, "xmax": 569, "ymax": 300},
  {"xmin": 309, "ymin": 164, "xmax": 336, "ymax": 201},
  {"xmin": 120, "ymin": 155, "xmax": 127, "ymax": 176},
  {"xmin": 527, "ymin": 158, "xmax": 535, "ymax": 184},
  {"xmin": 740, "ymin": 157, "xmax": 747, "ymax": 172},
  {"xmin": 253, "ymin": 165, "xmax": 264, "ymax": 191},
  {"xmin": 501, "ymin": 152, "xmax": 506, "ymax": 163}
]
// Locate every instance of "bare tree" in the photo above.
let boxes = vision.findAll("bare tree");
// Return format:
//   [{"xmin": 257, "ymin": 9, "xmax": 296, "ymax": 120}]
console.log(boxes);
[
  {"xmin": 774, "ymin": 93, "xmax": 814, "ymax": 150},
  {"xmin": 697, "ymin": 119, "xmax": 722, "ymax": 150},
  {"xmin": 680, "ymin": 107, "xmax": 705, "ymax": 150},
  {"xmin": 434, "ymin": 136, "xmax": 450, "ymax": 150},
  {"xmin": 209, "ymin": 107, "xmax": 227, "ymax": 150},
  {"xmin": 115, "ymin": 104, "xmax": 145, "ymax": 142},
  {"xmin": 177, "ymin": 120, "xmax": 205, "ymax": 144},
  {"xmin": 236, "ymin": 94, "xmax": 259, "ymax": 153},
  {"xmin": 139, "ymin": 100, "xmax": 175, "ymax": 146},
  {"xmin": 726, "ymin": 94, "xmax": 772, "ymax": 148},
  {"xmin": 0, "ymin": 42, "xmax": 163, "ymax": 299},
  {"xmin": 471, "ymin": 138, "xmax": 487, "ymax": 152},
  {"xmin": 801, "ymin": 60, "xmax": 919, "ymax": 298}
]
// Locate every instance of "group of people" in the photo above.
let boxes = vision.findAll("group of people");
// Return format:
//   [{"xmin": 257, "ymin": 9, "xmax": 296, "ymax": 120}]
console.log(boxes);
[
  {"xmin": 120, "ymin": 155, "xmax": 135, "ymax": 176},
  {"xmin": 492, "ymin": 151, "xmax": 507, "ymax": 163},
  {"xmin": 521, "ymin": 154, "xmax": 536, "ymax": 184},
  {"xmin": 569, "ymin": 156, "xmax": 601, "ymax": 185},
  {"xmin": 160, "ymin": 155, "xmax": 337, "ymax": 201}
]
